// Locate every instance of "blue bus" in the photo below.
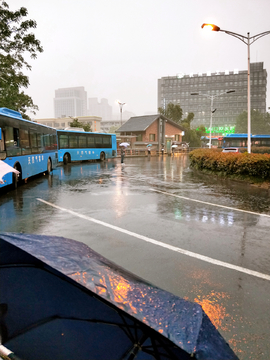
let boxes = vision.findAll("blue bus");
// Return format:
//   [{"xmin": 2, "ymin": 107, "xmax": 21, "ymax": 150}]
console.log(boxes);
[
  {"xmin": 201, "ymin": 136, "xmax": 224, "ymax": 148},
  {"xmin": 57, "ymin": 129, "xmax": 117, "ymax": 164},
  {"xmin": 223, "ymin": 134, "xmax": 270, "ymax": 148},
  {"xmin": 0, "ymin": 108, "xmax": 58, "ymax": 189}
]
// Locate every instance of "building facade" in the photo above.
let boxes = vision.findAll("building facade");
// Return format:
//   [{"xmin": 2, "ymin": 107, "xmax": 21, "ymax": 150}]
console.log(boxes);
[
  {"xmin": 158, "ymin": 62, "xmax": 267, "ymax": 133},
  {"xmin": 54, "ymin": 87, "xmax": 87, "ymax": 118},
  {"xmin": 117, "ymin": 115, "xmax": 185, "ymax": 151},
  {"xmin": 100, "ymin": 119, "xmax": 127, "ymax": 133}
]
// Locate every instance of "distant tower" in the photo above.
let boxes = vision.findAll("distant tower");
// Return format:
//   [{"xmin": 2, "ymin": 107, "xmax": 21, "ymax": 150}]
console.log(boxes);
[
  {"xmin": 88, "ymin": 98, "xmax": 112, "ymax": 120},
  {"xmin": 54, "ymin": 86, "xmax": 87, "ymax": 118}
]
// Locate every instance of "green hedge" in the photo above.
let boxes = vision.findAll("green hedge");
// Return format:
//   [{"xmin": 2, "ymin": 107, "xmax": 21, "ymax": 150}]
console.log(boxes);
[{"xmin": 189, "ymin": 149, "xmax": 270, "ymax": 180}]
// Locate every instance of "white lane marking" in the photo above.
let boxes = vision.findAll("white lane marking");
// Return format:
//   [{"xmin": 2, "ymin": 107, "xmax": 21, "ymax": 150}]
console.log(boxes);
[
  {"xmin": 37, "ymin": 198, "xmax": 270, "ymax": 281},
  {"xmin": 150, "ymin": 188, "xmax": 270, "ymax": 218}
]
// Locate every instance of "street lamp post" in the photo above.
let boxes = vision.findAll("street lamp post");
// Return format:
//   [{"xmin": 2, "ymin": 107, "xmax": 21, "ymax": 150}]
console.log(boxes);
[
  {"xmin": 202, "ymin": 23, "xmax": 270, "ymax": 153},
  {"xmin": 191, "ymin": 90, "xmax": 235, "ymax": 148},
  {"xmin": 118, "ymin": 101, "xmax": 126, "ymax": 126}
]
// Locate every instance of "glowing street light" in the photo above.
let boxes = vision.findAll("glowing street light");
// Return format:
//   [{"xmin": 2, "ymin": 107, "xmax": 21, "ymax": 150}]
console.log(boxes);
[
  {"xmin": 202, "ymin": 23, "xmax": 270, "ymax": 153},
  {"xmin": 191, "ymin": 90, "xmax": 235, "ymax": 148},
  {"xmin": 118, "ymin": 101, "xmax": 126, "ymax": 126}
]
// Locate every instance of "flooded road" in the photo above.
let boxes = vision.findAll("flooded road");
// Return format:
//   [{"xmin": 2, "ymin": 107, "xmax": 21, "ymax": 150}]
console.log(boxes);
[{"xmin": 1, "ymin": 154, "xmax": 270, "ymax": 359}]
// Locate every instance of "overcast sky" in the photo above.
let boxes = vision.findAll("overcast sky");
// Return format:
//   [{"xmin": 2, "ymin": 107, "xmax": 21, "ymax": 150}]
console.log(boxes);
[{"xmin": 10, "ymin": 0, "xmax": 270, "ymax": 119}]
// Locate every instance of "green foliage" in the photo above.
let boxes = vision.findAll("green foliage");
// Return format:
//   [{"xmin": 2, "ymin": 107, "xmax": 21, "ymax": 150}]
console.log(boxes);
[
  {"xmin": 189, "ymin": 148, "xmax": 270, "ymax": 180},
  {"xmin": 181, "ymin": 112, "xmax": 194, "ymax": 129},
  {"xmin": 158, "ymin": 103, "xmax": 183, "ymax": 123},
  {"xmin": 70, "ymin": 118, "xmax": 92, "ymax": 132},
  {"xmin": 82, "ymin": 123, "xmax": 91, "ymax": 132},
  {"xmin": 158, "ymin": 104, "xmax": 206, "ymax": 147},
  {"xmin": 0, "ymin": 1, "xmax": 43, "ymax": 118},
  {"xmin": 182, "ymin": 129, "xmax": 201, "ymax": 147},
  {"xmin": 109, "ymin": 125, "xmax": 119, "ymax": 133},
  {"xmin": 235, "ymin": 110, "xmax": 270, "ymax": 134},
  {"xmin": 181, "ymin": 113, "xmax": 206, "ymax": 147}
]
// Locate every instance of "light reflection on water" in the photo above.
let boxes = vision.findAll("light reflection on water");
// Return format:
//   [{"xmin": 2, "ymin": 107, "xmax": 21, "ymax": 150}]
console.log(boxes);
[
  {"xmin": 183, "ymin": 268, "xmax": 236, "ymax": 352},
  {"xmin": 193, "ymin": 292, "xmax": 230, "ymax": 330}
]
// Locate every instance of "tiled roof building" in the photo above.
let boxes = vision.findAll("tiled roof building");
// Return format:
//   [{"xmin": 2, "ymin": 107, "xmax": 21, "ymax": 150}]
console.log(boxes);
[{"xmin": 117, "ymin": 115, "xmax": 185, "ymax": 150}]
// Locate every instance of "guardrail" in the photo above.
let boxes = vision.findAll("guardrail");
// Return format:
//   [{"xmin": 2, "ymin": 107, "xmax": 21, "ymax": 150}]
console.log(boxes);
[{"xmin": 117, "ymin": 148, "xmax": 193, "ymax": 157}]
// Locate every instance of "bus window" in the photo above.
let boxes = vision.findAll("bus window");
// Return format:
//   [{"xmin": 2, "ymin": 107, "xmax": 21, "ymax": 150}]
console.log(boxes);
[
  {"xmin": 30, "ymin": 132, "xmax": 37, "ymax": 147},
  {"xmin": 43, "ymin": 134, "xmax": 51, "ymax": 151},
  {"xmin": 30, "ymin": 131, "xmax": 38, "ymax": 153},
  {"xmin": 20, "ymin": 128, "xmax": 31, "ymax": 155},
  {"xmin": 78, "ymin": 135, "xmax": 87, "ymax": 148},
  {"xmin": 87, "ymin": 136, "xmax": 95, "ymax": 148},
  {"xmin": 36, "ymin": 133, "xmax": 43, "ymax": 153},
  {"xmin": 103, "ymin": 136, "xmax": 111, "ymax": 148},
  {"xmin": 51, "ymin": 134, "xmax": 57, "ymax": 150},
  {"xmin": 59, "ymin": 134, "xmax": 69, "ymax": 149},
  {"xmin": 95, "ymin": 136, "xmax": 102, "ymax": 148},
  {"xmin": 69, "ymin": 135, "xmax": 78, "ymax": 148}
]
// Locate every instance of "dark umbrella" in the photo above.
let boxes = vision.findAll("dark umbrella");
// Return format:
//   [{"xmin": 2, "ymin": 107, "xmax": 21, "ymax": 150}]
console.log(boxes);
[{"xmin": 0, "ymin": 233, "xmax": 238, "ymax": 360}]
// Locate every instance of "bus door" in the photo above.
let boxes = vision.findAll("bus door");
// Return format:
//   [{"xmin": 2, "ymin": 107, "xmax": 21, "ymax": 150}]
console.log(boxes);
[
  {"xmin": 4, "ymin": 126, "xmax": 21, "ymax": 157},
  {"xmin": 0, "ymin": 128, "xmax": 5, "ymax": 160}
]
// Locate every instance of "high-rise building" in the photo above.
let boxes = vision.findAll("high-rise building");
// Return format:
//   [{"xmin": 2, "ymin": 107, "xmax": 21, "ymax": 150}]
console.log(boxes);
[
  {"xmin": 54, "ymin": 86, "xmax": 87, "ymax": 118},
  {"xmin": 88, "ymin": 98, "xmax": 112, "ymax": 120},
  {"xmin": 158, "ymin": 62, "xmax": 267, "ymax": 131}
]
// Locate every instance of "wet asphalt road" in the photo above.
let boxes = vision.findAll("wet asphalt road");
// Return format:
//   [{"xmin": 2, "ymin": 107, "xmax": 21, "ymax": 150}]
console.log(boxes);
[{"xmin": 1, "ymin": 154, "xmax": 270, "ymax": 360}]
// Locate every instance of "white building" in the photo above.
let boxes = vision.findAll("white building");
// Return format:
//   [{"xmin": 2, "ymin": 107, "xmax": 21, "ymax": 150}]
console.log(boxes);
[
  {"xmin": 54, "ymin": 87, "xmax": 87, "ymax": 118},
  {"xmin": 35, "ymin": 115, "xmax": 102, "ymax": 132}
]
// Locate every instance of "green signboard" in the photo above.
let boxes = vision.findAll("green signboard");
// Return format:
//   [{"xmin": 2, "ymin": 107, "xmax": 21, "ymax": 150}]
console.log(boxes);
[{"xmin": 197, "ymin": 126, "xmax": 235, "ymax": 135}]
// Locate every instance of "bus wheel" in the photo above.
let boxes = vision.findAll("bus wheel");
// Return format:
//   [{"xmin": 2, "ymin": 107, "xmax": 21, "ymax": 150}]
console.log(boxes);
[
  {"xmin": 100, "ymin": 152, "xmax": 105, "ymax": 161},
  {"xmin": 47, "ymin": 158, "xmax": 52, "ymax": 174},
  {"xmin": 13, "ymin": 172, "xmax": 18, "ymax": 189},
  {"xmin": 13, "ymin": 164, "xmax": 21, "ymax": 189},
  {"xmin": 63, "ymin": 153, "xmax": 69, "ymax": 165}
]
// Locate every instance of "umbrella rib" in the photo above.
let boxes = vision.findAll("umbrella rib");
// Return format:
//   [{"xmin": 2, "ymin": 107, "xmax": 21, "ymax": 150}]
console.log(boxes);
[
  {"xmin": 149, "ymin": 337, "xmax": 162, "ymax": 360},
  {"xmin": 125, "ymin": 333, "xmax": 149, "ymax": 360},
  {"xmin": 6, "ymin": 315, "xmax": 141, "ymax": 342},
  {"xmin": 117, "ymin": 312, "xmax": 139, "ymax": 343},
  {"xmin": 149, "ymin": 334, "xmax": 191, "ymax": 360}
]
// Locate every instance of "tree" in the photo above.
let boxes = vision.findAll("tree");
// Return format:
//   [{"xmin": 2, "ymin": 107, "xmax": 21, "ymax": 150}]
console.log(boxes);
[
  {"xmin": 82, "ymin": 123, "xmax": 91, "ymax": 132},
  {"xmin": 235, "ymin": 110, "xmax": 270, "ymax": 134},
  {"xmin": 158, "ymin": 103, "xmax": 183, "ymax": 123},
  {"xmin": 0, "ymin": 1, "xmax": 43, "ymax": 119},
  {"xmin": 70, "ymin": 118, "xmax": 92, "ymax": 132},
  {"xmin": 181, "ymin": 112, "xmax": 194, "ymax": 129},
  {"xmin": 109, "ymin": 125, "xmax": 120, "ymax": 133},
  {"xmin": 180, "ymin": 112, "xmax": 206, "ymax": 147}
]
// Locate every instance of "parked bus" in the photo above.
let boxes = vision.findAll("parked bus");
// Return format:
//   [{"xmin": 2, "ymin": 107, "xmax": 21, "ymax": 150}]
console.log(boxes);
[
  {"xmin": 0, "ymin": 107, "xmax": 58, "ymax": 189},
  {"xmin": 57, "ymin": 129, "xmax": 117, "ymax": 164},
  {"xmin": 201, "ymin": 136, "xmax": 224, "ymax": 148},
  {"xmin": 223, "ymin": 134, "xmax": 270, "ymax": 148}
]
